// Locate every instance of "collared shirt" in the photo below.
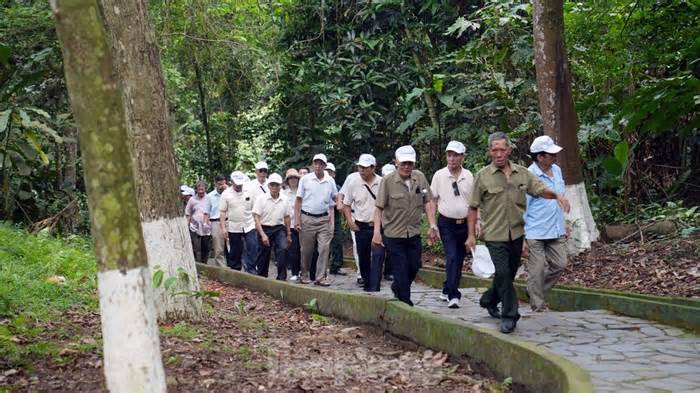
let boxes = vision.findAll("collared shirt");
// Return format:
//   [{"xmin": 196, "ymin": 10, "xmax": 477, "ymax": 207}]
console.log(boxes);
[
  {"xmin": 343, "ymin": 173, "xmax": 382, "ymax": 223},
  {"xmin": 219, "ymin": 187, "xmax": 256, "ymax": 233},
  {"xmin": 283, "ymin": 187, "xmax": 298, "ymax": 227},
  {"xmin": 244, "ymin": 179, "xmax": 269, "ymax": 204},
  {"xmin": 253, "ymin": 193, "xmax": 290, "ymax": 226},
  {"xmin": 297, "ymin": 172, "xmax": 337, "ymax": 215},
  {"xmin": 525, "ymin": 163, "xmax": 566, "ymax": 240},
  {"xmin": 185, "ymin": 195, "xmax": 211, "ymax": 236},
  {"xmin": 469, "ymin": 161, "xmax": 547, "ymax": 242},
  {"xmin": 430, "ymin": 167, "xmax": 474, "ymax": 219},
  {"xmin": 205, "ymin": 187, "xmax": 227, "ymax": 220},
  {"xmin": 375, "ymin": 170, "xmax": 432, "ymax": 238},
  {"xmin": 339, "ymin": 172, "xmax": 360, "ymax": 219}
]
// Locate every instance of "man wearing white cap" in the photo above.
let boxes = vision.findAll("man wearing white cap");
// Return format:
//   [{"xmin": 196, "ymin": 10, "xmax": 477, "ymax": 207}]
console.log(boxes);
[
  {"xmin": 220, "ymin": 171, "xmax": 258, "ymax": 273},
  {"xmin": 295, "ymin": 153, "xmax": 337, "ymax": 286},
  {"xmin": 245, "ymin": 161, "xmax": 270, "ymax": 202},
  {"xmin": 466, "ymin": 132, "xmax": 570, "ymax": 334},
  {"xmin": 206, "ymin": 175, "xmax": 229, "ymax": 268},
  {"xmin": 253, "ymin": 173, "xmax": 291, "ymax": 280},
  {"xmin": 524, "ymin": 135, "xmax": 568, "ymax": 312},
  {"xmin": 430, "ymin": 141, "xmax": 474, "ymax": 308},
  {"xmin": 372, "ymin": 145, "xmax": 439, "ymax": 305},
  {"xmin": 180, "ymin": 185, "xmax": 194, "ymax": 209},
  {"xmin": 342, "ymin": 154, "xmax": 384, "ymax": 291}
]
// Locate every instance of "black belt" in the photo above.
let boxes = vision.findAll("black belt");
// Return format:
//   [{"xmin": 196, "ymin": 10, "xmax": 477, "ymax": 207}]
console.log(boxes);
[
  {"xmin": 355, "ymin": 220, "xmax": 374, "ymax": 228},
  {"xmin": 261, "ymin": 224, "xmax": 284, "ymax": 230},
  {"xmin": 301, "ymin": 210, "xmax": 328, "ymax": 218},
  {"xmin": 438, "ymin": 214, "xmax": 467, "ymax": 225},
  {"xmin": 210, "ymin": 218, "xmax": 221, "ymax": 222}
]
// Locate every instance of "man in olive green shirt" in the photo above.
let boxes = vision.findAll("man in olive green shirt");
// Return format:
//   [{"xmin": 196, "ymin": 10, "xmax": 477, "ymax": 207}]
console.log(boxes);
[
  {"xmin": 372, "ymin": 145, "xmax": 439, "ymax": 306},
  {"xmin": 466, "ymin": 132, "xmax": 569, "ymax": 333}
]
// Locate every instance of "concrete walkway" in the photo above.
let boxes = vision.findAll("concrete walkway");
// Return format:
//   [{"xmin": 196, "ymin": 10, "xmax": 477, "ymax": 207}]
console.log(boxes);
[{"xmin": 264, "ymin": 265, "xmax": 700, "ymax": 393}]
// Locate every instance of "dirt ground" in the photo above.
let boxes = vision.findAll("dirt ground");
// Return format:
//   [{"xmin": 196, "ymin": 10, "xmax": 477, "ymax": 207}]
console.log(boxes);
[{"xmin": 1, "ymin": 279, "xmax": 517, "ymax": 392}]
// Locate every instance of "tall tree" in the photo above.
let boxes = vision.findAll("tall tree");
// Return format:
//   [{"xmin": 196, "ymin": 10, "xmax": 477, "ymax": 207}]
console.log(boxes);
[
  {"xmin": 100, "ymin": 0, "xmax": 202, "ymax": 321},
  {"xmin": 533, "ymin": 0, "xmax": 599, "ymax": 253},
  {"xmin": 51, "ymin": 0, "xmax": 166, "ymax": 391}
]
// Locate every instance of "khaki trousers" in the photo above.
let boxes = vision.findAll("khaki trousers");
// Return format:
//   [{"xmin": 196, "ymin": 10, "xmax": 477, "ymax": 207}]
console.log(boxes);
[
  {"xmin": 209, "ymin": 222, "xmax": 227, "ymax": 268},
  {"xmin": 300, "ymin": 214, "xmax": 332, "ymax": 281},
  {"xmin": 526, "ymin": 237, "xmax": 567, "ymax": 311}
]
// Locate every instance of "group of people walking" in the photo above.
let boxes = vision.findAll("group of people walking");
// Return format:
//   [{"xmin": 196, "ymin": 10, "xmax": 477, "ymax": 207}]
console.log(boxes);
[{"xmin": 182, "ymin": 131, "xmax": 571, "ymax": 334}]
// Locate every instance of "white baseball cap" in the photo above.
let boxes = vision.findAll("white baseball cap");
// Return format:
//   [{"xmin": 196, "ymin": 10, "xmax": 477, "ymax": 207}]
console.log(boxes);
[
  {"xmin": 312, "ymin": 153, "xmax": 328, "ymax": 164},
  {"xmin": 445, "ymin": 140, "xmax": 466, "ymax": 154},
  {"xmin": 230, "ymin": 171, "xmax": 249, "ymax": 186},
  {"xmin": 395, "ymin": 145, "xmax": 416, "ymax": 163},
  {"xmin": 326, "ymin": 162, "xmax": 336, "ymax": 172},
  {"xmin": 180, "ymin": 185, "xmax": 194, "ymax": 196},
  {"xmin": 267, "ymin": 173, "xmax": 283, "ymax": 185},
  {"xmin": 381, "ymin": 163, "xmax": 396, "ymax": 176},
  {"xmin": 254, "ymin": 161, "xmax": 269, "ymax": 170},
  {"xmin": 530, "ymin": 135, "xmax": 563, "ymax": 154},
  {"xmin": 356, "ymin": 153, "xmax": 376, "ymax": 167}
]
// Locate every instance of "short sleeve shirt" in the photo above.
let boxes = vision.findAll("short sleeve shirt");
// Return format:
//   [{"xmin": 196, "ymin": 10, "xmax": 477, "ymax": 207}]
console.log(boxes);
[
  {"xmin": 205, "ymin": 188, "xmax": 227, "ymax": 220},
  {"xmin": 375, "ymin": 170, "xmax": 432, "ymax": 238},
  {"xmin": 524, "ymin": 164, "xmax": 566, "ymax": 240},
  {"xmin": 283, "ymin": 188, "xmax": 298, "ymax": 227},
  {"xmin": 252, "ymin": 193, "xmax": 290, "ymax": 226},
  {"xmin": 296, "ymin": 172, "xmax": 337, "ymax": 215},
  {"xmin": 244, "ymin": 180, "xmax": 269, "ymax": 204},
  {"xmin": 430, "ymin": 167, "xmax": 474, "ymax": 219},
  {"xmin": 469, "ymin": 161, "xmax": 547, "ymax": 242},
  {"xmin": 342, "ymin": 174, "xmax": 382, "ymax": 223},
  {"xmin": 185, "ymin": 195, "xmax": 211, "ymax": 236},
  {"xmin": 219, "ymin": 188, "xmax": 256, "ymax": 233}
]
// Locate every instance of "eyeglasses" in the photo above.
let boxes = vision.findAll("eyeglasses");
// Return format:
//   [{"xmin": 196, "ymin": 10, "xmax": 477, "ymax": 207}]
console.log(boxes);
[{"xmin": 452, "ymin": 181, "xmax": 460, "ymax": 196}]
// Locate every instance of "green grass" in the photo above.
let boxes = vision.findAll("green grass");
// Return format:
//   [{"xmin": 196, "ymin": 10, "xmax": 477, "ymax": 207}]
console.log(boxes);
[
  {"xmin": 0, "ymin": 222, "xmax": 98, "ymax": 366},
  {"xmin": 160, "ymin": 321, "xmax": 200, "ymax": 339}
]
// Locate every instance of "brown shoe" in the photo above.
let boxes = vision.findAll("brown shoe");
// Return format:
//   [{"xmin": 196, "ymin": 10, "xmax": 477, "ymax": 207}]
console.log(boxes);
[
  {"xmin": 314, "ymin": 280, "xmax": 330, "ymax": 287},
  {"xmin": 299, "ymin": 278, "xmax": 311, "ymax": 284}
]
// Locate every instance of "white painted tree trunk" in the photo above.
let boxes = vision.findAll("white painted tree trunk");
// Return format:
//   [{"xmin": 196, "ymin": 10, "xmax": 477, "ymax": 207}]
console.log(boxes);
[
  {"xmin": 142, "ymin": 217, "xmax": 203, "ymax": 321},
  {"xmin": 98, "ymin": 266, "xmax": 166, "ymax": 393},
  {"xmin": 564, "ymin": 182, "xmax": 600, "ymax": 255}
]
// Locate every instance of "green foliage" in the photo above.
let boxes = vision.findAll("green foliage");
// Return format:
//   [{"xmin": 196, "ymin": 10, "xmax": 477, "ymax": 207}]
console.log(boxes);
[
  {"xmin": 160, "ymin": 321, "xmax": 200, "ymax": 339},
  {"xmin": 152, "ymin": 265, "xmax": 220, "ymax": 300}
]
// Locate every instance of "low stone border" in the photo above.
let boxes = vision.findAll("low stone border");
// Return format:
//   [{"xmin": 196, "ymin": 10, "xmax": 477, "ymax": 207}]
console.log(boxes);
[{"xmin": 197, "ymin": 263, "xmax": 594, "ymax": 393}]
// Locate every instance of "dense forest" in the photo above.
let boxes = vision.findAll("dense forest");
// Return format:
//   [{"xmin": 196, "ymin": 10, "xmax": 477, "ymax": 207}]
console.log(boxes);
[{"xmin": 1, "ymin": 0, "xmax": 698, "ymax": 232}]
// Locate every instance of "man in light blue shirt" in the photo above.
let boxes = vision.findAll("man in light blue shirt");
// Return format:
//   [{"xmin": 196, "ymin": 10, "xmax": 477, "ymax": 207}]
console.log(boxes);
[
  {"xmin": 524, "ymin": 136, "xmax": 568, "ymax": 312},
  {"xmin": 205, "ymin": 175, "xmax": 228, "ymax": 267}
]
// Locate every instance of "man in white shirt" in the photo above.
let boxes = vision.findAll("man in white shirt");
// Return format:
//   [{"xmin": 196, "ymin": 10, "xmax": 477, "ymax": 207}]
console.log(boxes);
[
  {"xmin": 342, "ymin": 154, "xmax": 383, "ymax": 291},
  {"xmin": 206, "ymin": 175, "xmax": 228, "ymax": 268},
  {"xmin": 431, "ymin": 141, "xmax": 475, "ymax": 309},
  {"xmin": 294, "ymin": 153, "xmax": 337, "ymax": 286},
  {"xmin": 220, "ymin": 171, "xmax": 258, "ymax": 273},
  {"xmin": 245, "ymin": 161, "xmax": 269, "ymax": 202},
  {"xmin": 253, "ymin": 173, "xmax": 291, "ymax": 280},
  {"xmin": 338, "ymin": 171, "xmax": 362, "ymax": 283}
]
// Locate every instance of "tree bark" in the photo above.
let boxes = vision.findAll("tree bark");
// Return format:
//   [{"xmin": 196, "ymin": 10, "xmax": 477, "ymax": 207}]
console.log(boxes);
[
  {"xmin": 100, "ymin": 0, "xmax": 202, "ymax": 321},
  {"xmin": 51, "ymin": 0, "xmax": 166, "ymax": 391},
  {"xmin": 193, "ymin": 55, "xmax": 213, "ymax": 179},
  {"xmin": 532, "ymin": 0, "xmax": 599, "ymax": 252}
]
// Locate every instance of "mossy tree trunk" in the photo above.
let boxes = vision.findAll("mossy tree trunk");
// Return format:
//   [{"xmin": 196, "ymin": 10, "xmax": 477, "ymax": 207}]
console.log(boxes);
[
  {"xmin": 533, "ymin": 0, "xmax": 600, "ymax": 253},
  {"xmin": 100, "ymin": 0, "xmax": 202, "ymax": 321},
  {"xmin": 51, "ymin": 0, "xmax": 166, "ymax": 391}
]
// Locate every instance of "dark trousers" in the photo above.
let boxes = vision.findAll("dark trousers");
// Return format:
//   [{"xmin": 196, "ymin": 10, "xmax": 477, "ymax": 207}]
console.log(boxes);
[
  {"xmin": 438, "ymin": 216, "xmax": 468, "ymax": 300},
  {"xmin": 256, "ymin": 225, "xmax": 288, "ymax": 280},
  {"xmin": 479, "ymin": 236, "xmax": 524, "ymax": 322},
  {"xmin": 353, "ymin": 222, "xmax": 383, "ymax": 291},
  {"xmin": 384, "ymin": 235, "xmax": 422, "ymax": 306},
  {"xmin": 330, "ymin": 210, "xmax": 344, "ymax": 273},
  {"xmin": 228, "ymin": 230, "xmax": 258, "ymax": 273},
  {"xmin": 190, "ymin": 230, "xmax": 210, "ymax": 264},
  {"xmin": 286, "ymin": 228, "xmax": 301, "ymax": 276}
]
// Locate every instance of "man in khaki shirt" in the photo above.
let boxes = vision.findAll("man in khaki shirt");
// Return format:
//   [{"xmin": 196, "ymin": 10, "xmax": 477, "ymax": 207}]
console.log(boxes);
[
  {"xmin": 372, "ymin": 145, "xmax": 439, "ymax": 306},
  {"xmin": 430, "ymin": 141, "xmax": 474, "ymax": 309},
  {"xmin": 253, "ymin": 173, "xmax": 291, "ymax": 280},
  {"xmin": 342, "ymin": 154, "xmax": 383, "ymax": 291},
  {"xmin": 466, "ymin": 132, "xmax": 570, "ymax": 334}
]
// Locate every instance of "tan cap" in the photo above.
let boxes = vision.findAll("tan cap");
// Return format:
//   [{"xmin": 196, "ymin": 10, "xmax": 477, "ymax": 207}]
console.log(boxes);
[{"xmin": 284, "ymin": 168, "xmax": 300, "ymax": 182}]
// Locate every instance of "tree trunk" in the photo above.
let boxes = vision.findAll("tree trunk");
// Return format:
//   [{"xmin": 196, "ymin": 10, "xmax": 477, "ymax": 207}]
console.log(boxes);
[
  {"xmin": 532, "ymin": 0, "xmax": 599, "ymax": 253},
  {"xmin": 193, "ymin": 55, "xmax": 213, "ymax": 179},
  {"xmin": 60, "ymin": 125, "xmax": 78, "ymax": 233},
  {"xmin": 51, "ymin": 0, "xmax": 166, "ymax": 391},
  {"xmin": 100, "ymin": 0, "xmax": 202, "ymax": 321}
]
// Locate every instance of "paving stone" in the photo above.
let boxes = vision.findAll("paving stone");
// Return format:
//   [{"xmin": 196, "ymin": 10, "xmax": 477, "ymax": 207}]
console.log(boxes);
[{"xmin": 637, "ymin": 377, "xmax": 698, "ymax": 391}]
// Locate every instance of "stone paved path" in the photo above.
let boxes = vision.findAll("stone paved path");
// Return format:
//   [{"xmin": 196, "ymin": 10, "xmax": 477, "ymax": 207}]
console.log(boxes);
[{"xmin": 267, "ymin": 265, "xmax": 700, "ymax": 393}]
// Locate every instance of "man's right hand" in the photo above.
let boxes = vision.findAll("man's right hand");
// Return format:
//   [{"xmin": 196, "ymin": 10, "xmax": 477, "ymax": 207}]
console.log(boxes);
[
  {"xmin": 349, "ymin": 222, "xmax": 360, "ymax": 232},
  {"xmin": 465, "ymin": 235, "xmax": 476, "ymax": 252},
  {"xmin": 371, "ymin": 232, "xmax": 384, "ymax": 249}
]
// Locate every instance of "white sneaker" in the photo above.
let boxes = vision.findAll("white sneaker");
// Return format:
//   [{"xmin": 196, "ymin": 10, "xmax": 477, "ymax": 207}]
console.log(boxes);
[
  {"xmin": 439, "ymin": 294, "xmax": 449, "ymax": 301},
  {"xmin": 448, "ymin": 298, "xmax": 460, "ymax": 309},
  {"xmin": 289, "ymin": 275, "xmax": 299, "ymax": 282}
]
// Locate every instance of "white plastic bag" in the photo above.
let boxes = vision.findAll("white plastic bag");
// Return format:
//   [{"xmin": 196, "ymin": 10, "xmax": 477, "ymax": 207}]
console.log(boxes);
[{"xmin": 471, "ymin": 245, "xmax": 495, "ymax": 278}]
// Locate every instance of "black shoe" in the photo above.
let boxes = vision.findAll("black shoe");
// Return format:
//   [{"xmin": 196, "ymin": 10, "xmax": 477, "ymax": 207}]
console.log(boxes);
[
  {"xmin": 500, "ymin": 319, "xmax": 516, "ymax": 334},
  {"xmin": 486, "ymin": 306, "xmax": 501, "ymax": 319},
  {"xmin": 383, "ymin": 274, "xmax": 393, "ymax": 281},
  {"xmin": 357, "ymin": 277, "xmax": 364, "ymax": 285},
  {"xmin": 331, "ymin": 269, "xmax": 348, "ymax": 276}
]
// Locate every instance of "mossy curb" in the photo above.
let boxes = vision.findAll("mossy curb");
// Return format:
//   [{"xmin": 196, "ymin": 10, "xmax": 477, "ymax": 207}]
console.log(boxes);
[
  {"xmin": 197, "ymin": 263, "xmax": 593, "ymax": 393},
  {"xmin": 414, "ymin": 268, "xmax": 700, "ymax": 333}
]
